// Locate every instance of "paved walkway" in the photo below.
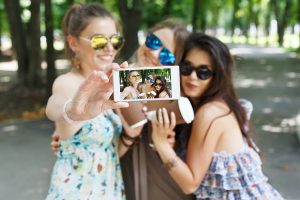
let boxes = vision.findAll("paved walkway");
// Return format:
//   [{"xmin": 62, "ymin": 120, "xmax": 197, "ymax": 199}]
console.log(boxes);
[{"xmin": 0, "ymin": 44, "xmax": 300, "ymax": 200}]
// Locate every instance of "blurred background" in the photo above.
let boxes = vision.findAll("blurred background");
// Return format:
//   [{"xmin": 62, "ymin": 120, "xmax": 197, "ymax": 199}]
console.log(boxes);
[{"xmin": 0, "ymin": 0, "xmax": 299, "ymax": 199}]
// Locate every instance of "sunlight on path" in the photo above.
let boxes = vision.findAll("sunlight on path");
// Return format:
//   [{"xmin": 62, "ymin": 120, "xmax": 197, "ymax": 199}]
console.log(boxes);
[{"xmin": 0, "ymin": 59, "xmax": 70, "ymax": 71}]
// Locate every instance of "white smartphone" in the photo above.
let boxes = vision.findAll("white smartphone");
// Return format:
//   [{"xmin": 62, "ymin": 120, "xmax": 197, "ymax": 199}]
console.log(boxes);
[{"xmin": 113, "ymin": 65, "xmax": 180, "ymax": 102}]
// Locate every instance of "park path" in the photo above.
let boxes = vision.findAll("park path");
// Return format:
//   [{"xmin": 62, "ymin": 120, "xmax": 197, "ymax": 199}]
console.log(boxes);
[{"xmin": 0, "ymin": 44, "xmax": 300, "ymax": 200}]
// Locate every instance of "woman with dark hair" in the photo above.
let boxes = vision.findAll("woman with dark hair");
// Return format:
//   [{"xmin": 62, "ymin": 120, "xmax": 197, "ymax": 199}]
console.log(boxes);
[
  {"xmin": 152, "ymin": 76, "xmax": 171, "ymax": 98},
  {"xmin": 151, "ymin": 33, "xmax": 284, "ymax": 199}
]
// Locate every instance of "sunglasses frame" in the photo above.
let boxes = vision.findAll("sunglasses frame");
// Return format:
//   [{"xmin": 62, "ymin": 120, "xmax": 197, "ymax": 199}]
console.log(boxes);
[
  {"xmin": 145, "ymin": 33, "xmax": 176, "ymax": 66},
  {"xmin": 80, "ymin": 34, "xmax": 124, "ymax": 51},
  {"xmin": 130, "ymin": 74, "xmax": 141, "ymax": 79},
  {"xmin": 180, "ymin": 62, "xmax": 213, "ymax": 80},
  {"xmin": 154, "ymin": 82, "xmax": 163, "ymax": 87}
]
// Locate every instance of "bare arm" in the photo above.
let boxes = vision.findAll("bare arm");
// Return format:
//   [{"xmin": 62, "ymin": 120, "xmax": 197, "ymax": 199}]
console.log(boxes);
[
  {"xmin": 120, "ymin": 87, "xmax": 131, "ymax": 100},
  {"xmin": 152, "ymin": 106, "xmax": 224, "ymax": 194},
  {"xmin": 46, "ymin": 64, "xmax": 129, "ymax": 139},
  {"xmin": 115, "ymin": 108, "xmax": 143, "ymax": 157},
  {"xmin": 159, "ymin": 91, "xmax": 170, "ymax": 98},
  {"xmin": 46, "ymin": 74, "xmax": 79, "ymax": 122}
]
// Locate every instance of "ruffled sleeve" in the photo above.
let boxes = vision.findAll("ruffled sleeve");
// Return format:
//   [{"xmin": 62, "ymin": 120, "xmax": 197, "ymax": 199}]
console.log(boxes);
[{"xmin": 194, "ymin": 147, "xmax": 284, "ymax": 200}]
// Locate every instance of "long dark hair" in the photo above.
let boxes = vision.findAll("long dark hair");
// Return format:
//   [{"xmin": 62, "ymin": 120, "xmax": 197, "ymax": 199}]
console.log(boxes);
[
  {"xmin": 179, "ymin": 33, "xmax": 254, "ymax": 150},
  {"xmin": 152, "ymin": 76, "xmax": 171, "ymax": 98}
]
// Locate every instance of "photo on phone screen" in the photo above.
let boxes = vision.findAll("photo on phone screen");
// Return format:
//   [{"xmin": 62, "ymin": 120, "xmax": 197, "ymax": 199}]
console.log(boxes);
[{"xmin": 113, "ymin": 66, "xmax": 180, "ymax": 102}]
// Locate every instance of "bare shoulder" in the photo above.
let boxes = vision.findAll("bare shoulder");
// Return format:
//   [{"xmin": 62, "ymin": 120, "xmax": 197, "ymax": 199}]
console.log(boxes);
[
  {"xmin": 195, "ymin": 101, "xmax": 229, "ymax": 122},
  {"xmin": 196, "ymin": 101, "xmax": 229, "ymax": 119},
  {"xmin": 159, "ymin": 91, "xmax": 169, "ymax": 98}
]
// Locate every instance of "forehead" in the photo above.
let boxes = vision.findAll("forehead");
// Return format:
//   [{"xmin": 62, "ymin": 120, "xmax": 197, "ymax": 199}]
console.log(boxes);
[
  {"xmin": 130, "ymin": 71, "xmax": 139, "ymax": 75},
  {"xmin": 185, "ymin": 48, "xmax": 212, "ymax": 68},
  {"xmin": 153, "ymin": 28, "xmax": 175, "ymax": 53},
  {"xmin": 81, "ymin": 17, "xmax": 117, "ymax": 36}
]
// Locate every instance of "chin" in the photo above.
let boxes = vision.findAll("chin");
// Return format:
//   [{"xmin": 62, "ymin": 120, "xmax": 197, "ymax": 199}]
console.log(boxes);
[{"xmin": 183, "ymin": 89, "xmax": 201, "ymax": 99}]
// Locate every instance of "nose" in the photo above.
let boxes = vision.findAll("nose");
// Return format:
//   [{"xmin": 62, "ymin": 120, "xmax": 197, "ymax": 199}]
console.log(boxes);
[
  {"xmin": 150, "ymin": 47, "xmax": 162, "ymax": 63},
  {"xmin": 189, "ymin": 70, "xmax": 198, "ymax": 80},
  {"xmin": 103, "ymin": 41, "xmax": 114, "ymax": 52}
]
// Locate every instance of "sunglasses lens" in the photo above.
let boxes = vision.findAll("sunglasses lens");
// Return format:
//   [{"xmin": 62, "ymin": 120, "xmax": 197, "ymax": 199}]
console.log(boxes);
[
  {"xmin": 91, "ymin": 36, "xmax": 107, "ymax": 50},
  {"xmin": 159, "ymin": 48, "xmax": 176, "ymax": 66},
  {"xmin": 145, "ymin": 34, "xmax": 162, "ymax": 50},
  {"xmin": 111, "ymin": 35, "xmax": 124, "ymax": 50},
  {"xmin": 180, "ymin": 64, "xmax": 193, "ymax": 76},
  {"xmin": 197, "ymin": 66, "xmax": 213, "ymax": 80}
]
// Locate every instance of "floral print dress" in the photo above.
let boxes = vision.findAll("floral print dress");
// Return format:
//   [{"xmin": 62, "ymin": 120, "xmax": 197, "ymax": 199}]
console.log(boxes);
[
  {"xmin": 194, "ymin": 140, "xmax": 284, "ymax": 200},
  {"xmin": 46, "ymin": 110, "xmax": 125, "ymax": 200}
]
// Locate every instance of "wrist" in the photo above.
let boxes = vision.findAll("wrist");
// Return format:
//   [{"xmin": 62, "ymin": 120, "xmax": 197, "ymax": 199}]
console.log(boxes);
[
  {"xmin": 63, "ymin": 99, "xmax": 83, "ymax": 124},
  {"xmin": 152, "ymin": 137, "xmax": 169, "ymax": 149},
  {"xmin": 120, "ymin": 132, "xmax": 138, "ymax": 148}
]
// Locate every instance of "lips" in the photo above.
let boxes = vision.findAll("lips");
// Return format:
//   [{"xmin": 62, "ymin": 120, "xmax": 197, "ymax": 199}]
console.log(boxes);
[
  {"xmin": 185, "ymin": 82, "xmax": 199, "ymax": 90},
  {"xmin": 98, "ymin": 55, "xmax": 113, "ymax": 61}
]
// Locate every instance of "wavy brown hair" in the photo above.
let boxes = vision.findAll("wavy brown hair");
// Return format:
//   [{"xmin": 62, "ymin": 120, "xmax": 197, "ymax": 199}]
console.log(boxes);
[{"xmin": 178, "ymin": 33, "xmax": 255, "ymax": 151}]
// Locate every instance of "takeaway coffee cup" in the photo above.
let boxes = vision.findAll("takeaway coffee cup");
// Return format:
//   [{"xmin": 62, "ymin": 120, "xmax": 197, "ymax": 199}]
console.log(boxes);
[
  {"xmin": 120, "ymin": 97, "xmax": 194, "ymax": 128},
  {"xmin": 120, "ymin": 101, "xmax": 147, "ymax": 128},
  {"xmin": 146, "ymin": 97, "xmax": 194, "ymax": 124}
]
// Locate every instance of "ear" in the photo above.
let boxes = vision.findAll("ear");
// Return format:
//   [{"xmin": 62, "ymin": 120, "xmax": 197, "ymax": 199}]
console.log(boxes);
[{"xmin": 67, "ymin": 35, "xmax": 79, "ymax": 52}]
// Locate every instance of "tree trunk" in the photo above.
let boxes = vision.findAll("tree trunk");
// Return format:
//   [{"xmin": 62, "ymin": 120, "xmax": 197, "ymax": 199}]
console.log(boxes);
[
  {"xmin": 27, "ymin": 0, "xmax": 42, "ymax": 87},
  {"xmin": 67, "ymin": 0, "xmax": 74, "ymax": 6},
  {"xmin": 272, "ymin": 0, "xmax": 292, "ymax": 46},
  {"xmin": 118, "ymin": 0, "xmax": 142, "ymax": 61},
  {"xmin": 192, "ymin": 0, "xmax": 201, "ymax": 32},
  {"xmin": 231, "ymin": 0, "xmax": 240, "ymax": 42},
  {"xmin": 44, "ymin": 0, "xmax": 56, "ymax": 97},
  {"xmin": 264, "ymin": 2, "xmax": 272, "ymax": 46},
  {"xmin": 0, "ymin": 10, "xmax": 2, "ymax": 57},
  {"xmin": 4, "ymin": 0, "xmax": 29, "ymax": 84},
  {"xmin": 245, "ymin": 0, "xmax": 254, "ymax": 43},
  {"xmin": 298, "ymin": 0, "xmax": 300, "ymax": 50},
  {"xmin": 163, "ymin": 0, "xmax": 173, "ymax": 17}
]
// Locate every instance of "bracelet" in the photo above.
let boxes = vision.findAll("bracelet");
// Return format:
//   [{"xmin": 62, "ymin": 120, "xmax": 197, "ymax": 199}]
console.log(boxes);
[
  {"xmin": 163, "ymin": 156, "xmax": 178, "ymax": 171},
  {"xmin": 120, "ymin": 134, "xmax": 136, "ymax": 148},
  {"xmin": 62, "ymin": 99, "xmax": 82, "ymax": 125},
  {"xmin": 122, "ymin": 132, "xmax": 137, "ymax": 141}
]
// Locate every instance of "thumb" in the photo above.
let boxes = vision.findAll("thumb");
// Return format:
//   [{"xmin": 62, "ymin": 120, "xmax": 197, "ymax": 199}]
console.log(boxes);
[
  {"xmin": 120, "ymin": 61, "xmax": 128, "ymax": 68},
  {"xmin": 96, "ymin": 71, "xmax": 109, "ymax": 83}
]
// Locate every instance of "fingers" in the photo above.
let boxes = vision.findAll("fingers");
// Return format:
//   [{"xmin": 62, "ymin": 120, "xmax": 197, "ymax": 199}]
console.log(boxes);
[
  {"xmin": 51, "ymin": 134, "xmax": 60, "ymax": 156},
  {"xmin": 162, "ymin": 108, "xmax": 170, "ymax": 128},
  {"xmin": 142, "ymin": 106, "xmax": 148, "ymax": 117},
  {"xmin": 52, "ymin": 134, "xmax": 60, "ymax": 141},
  {"xmin": 157, "ymin": 108, "xmax": 163, "ymax": 127},
  {"xmin": 96, "ymin": 70, "xmax": 109, "ymax": 82},
  {"xmin": 119, "ymin": 61, "xmax": 128, "ymax": 68},
  {"xmin": 103, "ymin": 101, "xmax": 129, "ymax": 110},
  {"xmin": 170, "ymin": 112, "xmax": 176, "ymax": 130},
  {"xmin": 167, "ymin": 135, "xmax": 175, "ymax": 147}
]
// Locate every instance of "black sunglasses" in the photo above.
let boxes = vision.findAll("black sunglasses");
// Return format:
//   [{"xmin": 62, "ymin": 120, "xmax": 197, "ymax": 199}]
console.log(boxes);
[{"xmin": 180, "ymin": 62, "xmax": 213, "ymax": 80}]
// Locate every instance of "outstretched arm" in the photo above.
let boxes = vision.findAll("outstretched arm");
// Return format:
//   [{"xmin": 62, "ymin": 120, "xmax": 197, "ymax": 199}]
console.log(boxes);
[{"xmin": 151, "ymin": 107, "xmax": 223, "ymax": 194}]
